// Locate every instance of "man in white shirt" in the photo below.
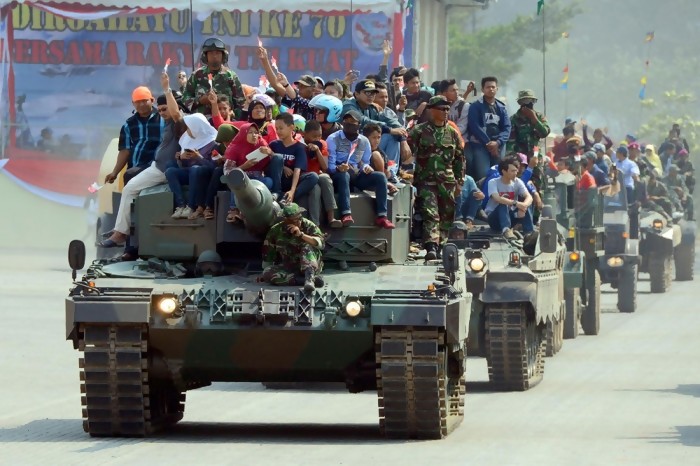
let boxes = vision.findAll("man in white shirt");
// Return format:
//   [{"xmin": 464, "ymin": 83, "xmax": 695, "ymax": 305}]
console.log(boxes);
[
  {"xmin": 615, "ymin": 145, "xmax": 640, "ymax": 205},
  {"xmin": 484, "ymin": 157, "xmax": 533, "ymax": 239}
]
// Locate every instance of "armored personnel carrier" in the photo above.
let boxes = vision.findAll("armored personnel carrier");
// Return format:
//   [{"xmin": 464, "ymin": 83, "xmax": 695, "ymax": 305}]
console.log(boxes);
[
  {"xmin": 543, "ymin": 171, "xmax": 603, "ymax": 338},
  {"xmin": 462, "ymin": 211, "xmax": 565, "ymax": 390},
  {"xmin": 637, "ymin": 210, "xmax": 681, "ymax": 293},
  {"xmin": 66, "ymin": 169, "xmax": 471, "ymax": 440}
]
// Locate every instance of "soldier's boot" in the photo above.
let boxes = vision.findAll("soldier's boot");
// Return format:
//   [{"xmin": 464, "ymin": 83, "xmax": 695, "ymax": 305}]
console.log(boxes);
[
  {"xmin": 424, "ymin": 242, "xmax": 438, "ymax": 261},
  {"xmin": 303, "ymin": 268, "xmax": 316, "ymax": 293}
]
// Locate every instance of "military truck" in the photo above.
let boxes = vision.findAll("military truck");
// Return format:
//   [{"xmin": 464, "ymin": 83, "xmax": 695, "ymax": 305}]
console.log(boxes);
[
  {"xmin": 597, "ymin": 174, "xmax": 640, "ymax": 313},
  {"xmin": 461, "ymin": 211, "xmax": 565, "ymax": 391},
  {"xmin": 66, "ymin": 169, "xmax": 472, "ymax": 440},
  {"xmin": 637, "ymin": 210, "xmax": 681, "ymax": 293},
  {"xmin": 543, "ymin": 171, "xmax": 603, "ymax": 338}
]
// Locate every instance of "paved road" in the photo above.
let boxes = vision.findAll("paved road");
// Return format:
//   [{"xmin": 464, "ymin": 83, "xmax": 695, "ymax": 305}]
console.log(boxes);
[{"xmin": 1, "ymin": 247, "xmax": 698, "ymax": 465}]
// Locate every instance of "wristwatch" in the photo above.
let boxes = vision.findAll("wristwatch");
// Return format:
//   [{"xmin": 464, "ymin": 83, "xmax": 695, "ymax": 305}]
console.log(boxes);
[{"xmin": 283, "ymin": 83, "xmax": 290, "ymax": 88}]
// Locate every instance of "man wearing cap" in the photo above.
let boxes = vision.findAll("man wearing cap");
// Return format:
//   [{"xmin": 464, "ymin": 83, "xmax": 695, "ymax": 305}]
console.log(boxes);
[
  {"xmin": 615, "ymin": 146, "xmax": 640, "ymax": 205},
  {"xmin": 663, "ymin": 164, "xmax": 694, "ymax": 220},
  {"xmin": 104, "ymin": 85, "xmax": 163, "ymax": 186},
  {"xmin": 342, "ymin": 79, "xmax": 406, "ymax": 172},
  {"xmin": 645, "ymin": 170, "xmax": 676, "ymax": 219},
  {"xmin": 507, "ymin": 90, "xmax": 550, "ymax": 158},
  {"xmin": 260, "ymin": 203, "xmax": 325, "ymax": 292},
  {"xmin": 99, "ymin": 74, "xmax": 185, "ymax": 254},
  {"xmin": 584, "ymin": 151, "xmax": 610, "ymax": 188},
  {"xmin": 327, "ymin": 110, "xmax": 395, "ymax": 229},
  {"xmin": 408, "ymin": 96, "xmax": 465, "ymax": 259},
  {"xmin": 466, "ymin": 76, "xmax": 511, "ymax": 181},
  {"xmin": 592, "ymin": 143, "xmax": 612, "ymax": 174},
  {"xmin": 183, "ymin": 38, "xmax": 245, "ymax": 118}
]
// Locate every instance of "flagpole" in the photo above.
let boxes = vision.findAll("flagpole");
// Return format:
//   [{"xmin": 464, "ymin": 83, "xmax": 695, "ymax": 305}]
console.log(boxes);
[
  {"xmin": 563, "ymin": 35, "xmax": 570, "ymax": 121},
  {"xmin": 189, "ymin": 0, "xmax": 195, "ymax": 71},
  {"xmin": 541, "ymin": 4, "xmax": 547, "ymax": 116}
]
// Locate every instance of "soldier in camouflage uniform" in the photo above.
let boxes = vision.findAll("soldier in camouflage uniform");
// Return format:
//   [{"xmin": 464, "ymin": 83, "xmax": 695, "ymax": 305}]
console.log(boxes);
[
  {"xmin": 408, "ymin": 96, "xmax": 465, "ymax": 260},
  {"xmin": 260, "ymin": 203, "xmax": 325, "ymax": 292},
  {"xmin": 183, "ymin": 38, "xmax": 246, "ymax": 119},
  {"xmin": 506, "ymin": 89, "xmax": 550, "ymax": 158}
]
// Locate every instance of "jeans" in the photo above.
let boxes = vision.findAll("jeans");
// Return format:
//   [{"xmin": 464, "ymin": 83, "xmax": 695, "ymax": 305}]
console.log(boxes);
[
  {"xmin": 266, "ymin": 154, "xmax": 284, "ymax": 196},
  {"xmin": 165, "ymin": 165, "xmax": 213, "ymax": 208},
  {"xmin": 307, "ymin": 173, "xmax": 337, "ymax": 225},
  {"xmin": 487, "ymin": 204, "xmax": 534, "ymax": 233},
  {"xmin": 230, "ymin": 175, "xmax": 274, "ymax": 208},
  {"xmin": 205, "ymin": 166, "xmax": 226, "ymax": 209},
  {"xmin": 380, "ymin": 133, "xmax": 401, "ymax": 177},
  {"xmin": 281, "ymin": 171, "xmax": 319, "ymax": 201},
  {"xmin": 331, "ymin": 170, "xmax": 388, "ymax": 217},
  {"xmin": 467, "ymin": 143, "xmax": 504, "ymax": 181},
  {"xmin": 457, "ymin": 191, "xmax": 482, "ymax": 221}
]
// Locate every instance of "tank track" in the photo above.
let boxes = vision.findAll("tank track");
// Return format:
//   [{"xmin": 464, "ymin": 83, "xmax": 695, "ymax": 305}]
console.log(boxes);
[
  {"xmin": 375, "ymin": 327, "xmax": 465, "ymax": 439},
  {"xmin": 79, "ymin": 324, "xmax": 184, "ymax": 437},
  {"xmin": 485, "ymin": 305, "xmax": 544, "ymax": 391}
]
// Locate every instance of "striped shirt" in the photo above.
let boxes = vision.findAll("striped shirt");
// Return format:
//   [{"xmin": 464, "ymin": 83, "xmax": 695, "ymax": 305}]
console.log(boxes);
[{"xmin": 118, "ymin": 110, "xmax": 164, "ymax": 168}]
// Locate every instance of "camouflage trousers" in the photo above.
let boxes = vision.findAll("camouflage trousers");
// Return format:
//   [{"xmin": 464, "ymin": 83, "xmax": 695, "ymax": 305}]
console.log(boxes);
[
  {"xmin": 261, "ymin": 246, "xmax": 322, "ymax": 286},
  {"xmin": 418, "ymin": 182, "xmax": 456, "ymax": 245}
]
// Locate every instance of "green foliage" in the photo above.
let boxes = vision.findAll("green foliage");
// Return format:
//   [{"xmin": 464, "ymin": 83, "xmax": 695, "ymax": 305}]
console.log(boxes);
[
  {"xmin": 447, "ymin": 0, "xmax": 581, "ymax": 83},
  {"xmin": 638, "ymin": 91, "xmax": 700, "ymax": 153}
]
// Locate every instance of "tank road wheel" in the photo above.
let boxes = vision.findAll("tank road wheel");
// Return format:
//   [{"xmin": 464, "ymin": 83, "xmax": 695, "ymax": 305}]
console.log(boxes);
[
  {"xmin": 485, "ymin": 304, "xmax": 544, "ymax": 391},
  {"xmin": 79, "ymin": 324, "xmax": 184, "ymax": 437},
  {"xmin": 617, "ymin": 264, "xmax": 638, "ymax": 313},
  {"xmin": 545, "ymin": 312, "xmax": 563, "ymax": 357},
  {"xmin": 581, "ymin": 268, "xmax": 601, "ymax": 336},
  {"xmin": 563, "ymin": 288, "xmax": 580, "ymax": 339},
  {"xmin": 376, "ymin": 327, "xmax": 465, "ymax": 439},
  {"xmin": 648, "ymin": 254, "xmax": 672, "ymax": 293},
  {"xmin": 674, "ymin": 242, "xmax": 695, "ymax": 281}
]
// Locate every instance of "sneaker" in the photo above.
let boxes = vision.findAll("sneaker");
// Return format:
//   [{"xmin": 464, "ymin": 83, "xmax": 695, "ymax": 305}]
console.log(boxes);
[
  {"xmin": 375, "ymin": 216, "xmax": 395, "ymax": 229},
  {"xmin": 341, "ymin": 214, "xmax": 355, "ymax": 227},
  {"xmin": 188, "ymin": 206, "xmax": 204, "ymax": 219},
  {"xmin": 171, "ymin": 206, "xmax": 185, "ymax": 218},
  {"xmin": 328, "ymin": 218, "xmax": 343, "ymax": 229},
  {"xmin": 203, "ymin": 207, "xmax": 215, "ymax": 220},
  {"xmin": 503, "ymin": 228, "xmax": 516, "ymax": 240},
  {"xmin": 179, "ymin": 206, "xmax": 193, "ymax": 218}
]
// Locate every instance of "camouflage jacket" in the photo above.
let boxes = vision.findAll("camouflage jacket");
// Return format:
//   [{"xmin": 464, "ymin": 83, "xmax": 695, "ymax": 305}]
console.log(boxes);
[
  {"xmin": 182, "ymin": 65, "xmax": 245, "ymax": 118},
  {"xmin": 408, "ymin": 122, "xmax": 464, "ymax": 186},
  {"xmin": 262, "ymin": 218, "xmax": 324, "ymax": 268},
  {"xmin": 647, "ymin": 179, "xmax": 670, "ymax": 199},
  {"xmin": 506, "ymin": 108, "xmax": 550, "ymax": 157}
]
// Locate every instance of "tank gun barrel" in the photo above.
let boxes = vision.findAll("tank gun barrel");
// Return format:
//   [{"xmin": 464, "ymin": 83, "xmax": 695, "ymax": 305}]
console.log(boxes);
[{"xmin": 223, "ymin": 168, "xmax": 278, "ymax": 236}]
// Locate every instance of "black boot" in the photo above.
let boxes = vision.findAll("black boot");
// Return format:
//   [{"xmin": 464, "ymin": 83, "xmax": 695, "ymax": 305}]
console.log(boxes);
[
  {"xmin": 424, "ymin": 242, "xmax": 438, "ymax": 260},
  {"xmin": 314, "ymin": 275, "xmax": 325, "ymax": 288},
  {"xmin": 303, "ymin": 268, "xmax": 316, "ymax": 293}
]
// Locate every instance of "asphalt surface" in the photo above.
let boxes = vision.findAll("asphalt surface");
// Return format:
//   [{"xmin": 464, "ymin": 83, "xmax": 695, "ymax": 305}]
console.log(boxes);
[{"xmin": 1, "ymin": 247, "xmax": 698, "ymax": 466}]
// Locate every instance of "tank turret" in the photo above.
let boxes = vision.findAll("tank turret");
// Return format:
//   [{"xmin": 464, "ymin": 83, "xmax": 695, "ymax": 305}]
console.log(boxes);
[{"xmin": 224, "ymin": 168, "xmax": 279, "ymax": 237}]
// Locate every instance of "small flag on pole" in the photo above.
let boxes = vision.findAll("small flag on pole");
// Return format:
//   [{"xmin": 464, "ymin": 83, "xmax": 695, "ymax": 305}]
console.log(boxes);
[
  {"xmin": 562, "ymin": 31, "xmax": 569, "ymax": 39},
  {"xmin": 645, "ymin": 31, "xmax": 655, "ymax": 42},
  {"xmin": 639, "ymin": 86, "xmax": 646, "ymax": 100},
  {"xmin": 640, "ymin": 76, "xmax": 647, "ymax": 85},
  {"xmin": 537, "ymin": 0, "xmax": 544, "ymax": 15}
]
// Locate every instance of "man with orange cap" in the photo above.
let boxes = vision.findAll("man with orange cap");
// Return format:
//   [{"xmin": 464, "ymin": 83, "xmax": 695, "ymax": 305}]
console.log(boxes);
[{"xmin": 104, "ymin": 85, "xmax": 163, "ymax": 185}]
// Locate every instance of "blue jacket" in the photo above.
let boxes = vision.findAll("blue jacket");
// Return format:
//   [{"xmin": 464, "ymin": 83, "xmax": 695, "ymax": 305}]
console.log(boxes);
[
  {"xmin": 342, "ymin": 98, "xmax": 402, "ymax": 134},
  {"xmin": 467, "ymin": 97, "xmax": 511, "ymax": 149}
]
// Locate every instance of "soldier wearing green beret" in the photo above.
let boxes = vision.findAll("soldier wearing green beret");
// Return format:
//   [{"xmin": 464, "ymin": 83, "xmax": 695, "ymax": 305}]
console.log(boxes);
[
  {"xmin": 408, "ymin": 96, "xmax": 465, "ymax": 260},
  {"xmin": 260, "ymin": 203, "xmax": 325, "ymax": 292}
]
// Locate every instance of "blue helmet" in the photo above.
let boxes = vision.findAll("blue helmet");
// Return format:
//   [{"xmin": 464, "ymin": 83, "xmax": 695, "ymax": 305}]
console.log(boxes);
[{"xmin": 308, "ymin": 94, "xmax": 343, "ymax": 123}]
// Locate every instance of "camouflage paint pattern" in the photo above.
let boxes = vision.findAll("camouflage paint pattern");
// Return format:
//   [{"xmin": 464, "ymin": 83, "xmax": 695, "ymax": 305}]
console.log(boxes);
[{"xmin": 182, "ymin": 65, "xmax": 245, "ymax": 118}]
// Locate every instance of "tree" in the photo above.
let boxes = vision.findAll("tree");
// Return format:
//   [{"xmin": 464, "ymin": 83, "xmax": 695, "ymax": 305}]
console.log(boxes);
[{"xmin": 638, "ymin": 91, "xmax": 699, "ymax": 154}]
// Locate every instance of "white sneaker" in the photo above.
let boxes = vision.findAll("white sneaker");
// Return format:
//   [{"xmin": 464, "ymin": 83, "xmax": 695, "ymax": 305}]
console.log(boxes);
[
  {"xmin": 503, "ymin": 228, "xmax": 516, "ymax": 240},
  {"xmin": 172, "ymin": 206, "xmax": 185, "ymax": 218},
  {"xmin": 179, "ymin": 206, "xmax": 193, "ymax": 218}
]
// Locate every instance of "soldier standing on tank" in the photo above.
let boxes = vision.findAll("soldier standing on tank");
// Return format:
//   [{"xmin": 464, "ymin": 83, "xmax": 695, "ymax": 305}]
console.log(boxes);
[
  {"xmin": 183, "ymin": 38, "xmax": 245, "ymax": 119},
  {"xmin": 506, "ymin": 90, "xmax": 550, "ymax": 159},
  {"xmin": 408, "ymin": 96, "xmax": 465, "ymax": 260},
  {"xmin": 259, "ymin": 203, "xmax": 325, "ymax": 292}
]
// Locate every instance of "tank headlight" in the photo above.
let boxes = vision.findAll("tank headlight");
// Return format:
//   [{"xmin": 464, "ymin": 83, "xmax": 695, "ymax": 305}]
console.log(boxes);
[
  {"xmin": 607, "ymin": 257, "xmax": 623, "ymax": 267},
  {"xmin": 469, "ymin": 258, "xmax": 485, "ymax": 272},
  {"xmin": 158, "ymin": 297, "xmax": 178, "ymax": 314},
  {"xmin": 569, "ymin": 251, "xmax": 580, "ymax": 262},
  {"xmin": 652, "ymin": 219, "xmax": 664, "ymax": 229},
  {"xmin": 345, "ymin": 301, "xmax": 363, "ymax": 317}
]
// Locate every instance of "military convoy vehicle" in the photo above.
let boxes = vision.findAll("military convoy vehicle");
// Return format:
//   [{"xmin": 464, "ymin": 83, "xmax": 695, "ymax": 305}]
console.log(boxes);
[
  {"xmin": 637, "ymin": 210, "xmax": 681, "ymax": 293},
  {"xmin": 461, "ymin": 210, "xmax": 566, "ymax": 390},
  {"xmin": 66, "ymin": 169, "xmax": 472, "ymax": 440},
  {"xmin": 543, "ymin": 171, "xmax": 604, "ymax": 338}
]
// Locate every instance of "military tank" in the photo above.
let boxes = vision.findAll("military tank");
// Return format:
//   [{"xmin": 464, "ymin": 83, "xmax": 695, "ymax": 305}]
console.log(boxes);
[
  {"xmin": 66, "ymin": 169, "xmax": 471, "ymax": 440},
  {"xmin": 462, "ymin": 211, "xmax": 565, "ymax": 390}
]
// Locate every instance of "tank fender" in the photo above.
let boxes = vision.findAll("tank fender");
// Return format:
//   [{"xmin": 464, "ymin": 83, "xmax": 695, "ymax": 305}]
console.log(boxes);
[
  {"xmin": 678, "ymin": 219, "xmax": 696, "ymax": 244},
  {"xmin": 480, "ymin": 276, "xmax": 537, "ymax": 309},
  {"xmin": 65, "ymin": 298, "xmax": 149, "ymax": 340},
  {"xmin": 625, "ymin": 238, "xmax": 639, "ymax": 260}
]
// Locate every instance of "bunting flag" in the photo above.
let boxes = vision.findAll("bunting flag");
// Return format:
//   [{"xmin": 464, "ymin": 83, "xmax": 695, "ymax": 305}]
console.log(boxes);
[
  {"xmin": 639, "ymin": 32, "xmax": 653, "ymax": 99},
  {"xmin": 560, "ymin": 64, "xmax": 569, "ymax": 89},
  {"xmin": 537, "ymin": 0, "xmax": 544, "ymax": 15},
  {"xmin": 645, "ymin": 31, "xmax": 655, "ymax": 42}
]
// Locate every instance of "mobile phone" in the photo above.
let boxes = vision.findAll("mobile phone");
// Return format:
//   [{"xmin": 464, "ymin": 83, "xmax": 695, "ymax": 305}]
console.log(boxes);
[{"xmin": 460, "ymin": 80, "xmax": 477, "ymax": 96}]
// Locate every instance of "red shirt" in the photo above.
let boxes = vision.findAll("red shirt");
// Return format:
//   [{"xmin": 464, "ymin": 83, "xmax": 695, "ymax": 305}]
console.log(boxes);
[
  {"xmin": 305, "ymin": 139, "xmax": 329, "ymax": 174},
  {"xmin": 577, "ymin": 171, "xmax": 597, "ymax": 190}
]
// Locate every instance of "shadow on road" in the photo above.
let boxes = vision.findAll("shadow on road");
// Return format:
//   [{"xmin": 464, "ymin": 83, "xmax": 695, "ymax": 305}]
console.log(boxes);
[
  {"xmin": 0, "ymin": 418, "xmax": 395, "ymax": 445},
  {"xmin": 633, "ymin": 425, "xmax": 700, "ymax": 447},
  {"xmin": 619, "ymin": 384, "xmax": 700, "ymax": 399}
]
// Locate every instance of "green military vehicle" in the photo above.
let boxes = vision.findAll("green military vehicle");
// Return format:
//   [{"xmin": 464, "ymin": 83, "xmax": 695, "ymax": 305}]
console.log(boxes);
[
  {"xmin": 461, "ymin": 211, "xmax": 565, "ymax": 390},
  {"xmin": 66, "ymin": 169, "xmax": 472, "ymax": 440},
  {"xmin": 543, "ymin": 171, "xmax": 603, "ymax": 339}
]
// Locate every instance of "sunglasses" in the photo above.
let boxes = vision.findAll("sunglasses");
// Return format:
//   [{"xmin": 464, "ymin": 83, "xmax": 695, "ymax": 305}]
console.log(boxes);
[{"xmin": 362, "ymin": 91, "xmax": 377, "ymax": 97}]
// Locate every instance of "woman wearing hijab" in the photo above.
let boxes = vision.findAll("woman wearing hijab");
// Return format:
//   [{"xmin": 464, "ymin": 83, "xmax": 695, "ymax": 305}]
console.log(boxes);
[
  {"xmin": 222, "ymin": 122, "xmax": 275, "ymax": 223},
  {"xmin": 236, "ymin": 93, "xmax": 278, "ymax": 144},
  {"xmin": 643, "ymin": 144, "xmax": 663, "ymax": 176},
  {"xmin": 165, "ymin": 113, "xmax": 218, "ymax": 219}
]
